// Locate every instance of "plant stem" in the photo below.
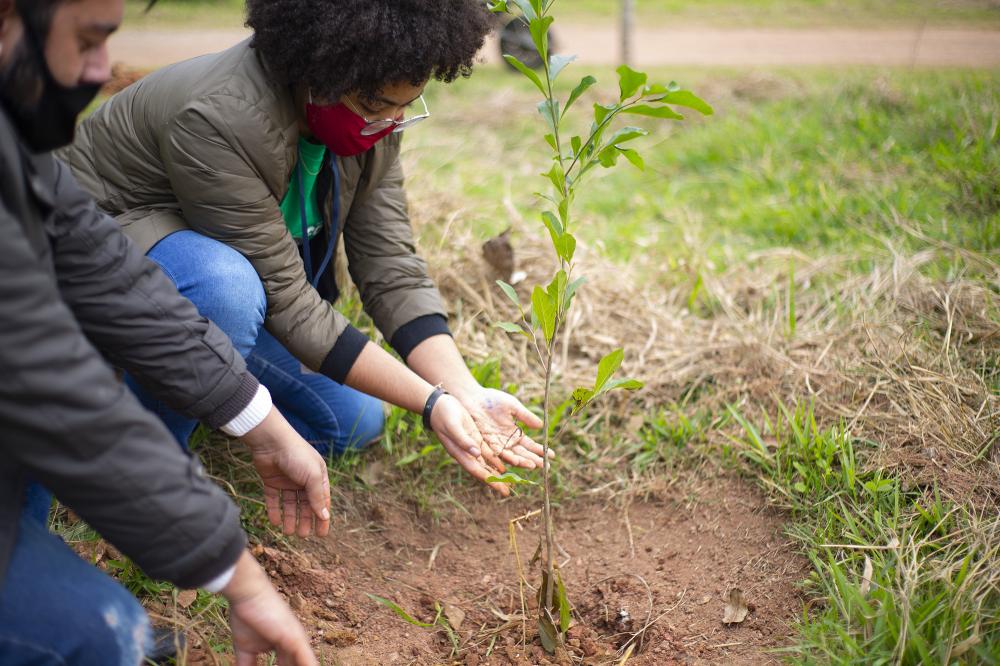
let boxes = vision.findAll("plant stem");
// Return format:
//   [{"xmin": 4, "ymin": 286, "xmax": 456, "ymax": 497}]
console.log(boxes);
[
  {"xmin": 539, "ymin": 3, "xmax": 562, "ymax": 631},
  {"xmin": 540, "ymin": 334, "xmax": 557, "ymax": 619}
]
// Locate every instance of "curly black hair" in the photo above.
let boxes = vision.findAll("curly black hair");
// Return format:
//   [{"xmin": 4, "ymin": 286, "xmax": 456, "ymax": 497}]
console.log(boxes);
[{"xmin": 246, "ymin": 0, "xmax": 494, "ymax": 102}]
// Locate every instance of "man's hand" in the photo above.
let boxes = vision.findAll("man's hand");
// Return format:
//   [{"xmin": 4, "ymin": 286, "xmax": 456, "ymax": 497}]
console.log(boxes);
[
  {"xmin": 240, "ymin": 407, "xmax": 331, "ymax": 537},
  {"xmin": 222, "ymin": 551, "xmax": 319, "ymax": 666},
  {"xmin": 456, "ymin": 388, "xmax": 547, "ymax": 469},
  {"xmin": 429, "ymin": 393, "xmax": 513, "ymax": 497}
]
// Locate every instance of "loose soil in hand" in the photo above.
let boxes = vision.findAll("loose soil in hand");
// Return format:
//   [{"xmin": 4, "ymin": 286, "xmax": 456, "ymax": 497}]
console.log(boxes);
[{"xmin": 253, "ymin": 467, "xmax": 806, "ymax": 665}]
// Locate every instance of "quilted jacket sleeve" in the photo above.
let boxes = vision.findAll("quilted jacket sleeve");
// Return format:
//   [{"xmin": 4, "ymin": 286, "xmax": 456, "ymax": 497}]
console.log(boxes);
[
  {"xmin": 0, "ymin": 159, "xmax": 245, "ymax": 589},
  {"xmin": 49, "ymin": 158, "xmax": 259, "ymax": 427},
  {"xmin": 344, "ymin": 147, "xmax": 450, "ymax": 355}
]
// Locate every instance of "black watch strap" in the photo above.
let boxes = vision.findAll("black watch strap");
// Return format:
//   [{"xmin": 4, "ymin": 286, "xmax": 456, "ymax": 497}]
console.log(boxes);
[{"xmin": 422, "ymin": 387, "xmax": 448, "ymax": 431}]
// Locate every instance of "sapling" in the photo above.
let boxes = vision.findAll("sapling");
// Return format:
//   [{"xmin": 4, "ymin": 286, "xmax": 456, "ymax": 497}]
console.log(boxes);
[{"xmin": 486, "ymin": 0, "xmax": 713, "ymax": 653}]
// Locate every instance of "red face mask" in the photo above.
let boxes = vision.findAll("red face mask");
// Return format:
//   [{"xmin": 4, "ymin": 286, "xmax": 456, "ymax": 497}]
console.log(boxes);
[{"xmin": 305, "ymin": 101, "xmax": 395, "ymax": 157}]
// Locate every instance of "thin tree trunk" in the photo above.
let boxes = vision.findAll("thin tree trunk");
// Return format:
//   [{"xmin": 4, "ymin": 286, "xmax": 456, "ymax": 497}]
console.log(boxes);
[{"xmin": 621, "ymin": 0, "xmax": 635, "ymax": 66}]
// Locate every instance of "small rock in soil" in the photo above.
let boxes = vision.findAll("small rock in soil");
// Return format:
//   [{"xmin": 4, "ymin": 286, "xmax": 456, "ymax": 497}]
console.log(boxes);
[{"xmin": 323, "ymin": 628, "xmax": 358, "ymax": 647}]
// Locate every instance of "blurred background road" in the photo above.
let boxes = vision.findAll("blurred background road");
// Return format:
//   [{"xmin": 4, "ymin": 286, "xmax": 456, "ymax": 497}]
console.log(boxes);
[
  {"xmin": 108, "ymin": 25, "xmax": 1000, "ymax": 69},
  {"xmin": 109, "ymin": 0, "xmax": 1000, "ymax": 69}
]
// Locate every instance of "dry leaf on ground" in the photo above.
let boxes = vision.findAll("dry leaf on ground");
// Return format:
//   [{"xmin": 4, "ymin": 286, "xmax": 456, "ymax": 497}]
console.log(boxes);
[
  {"xmin": 860, "ymin": 555, "xmax": 874, "ymax": 597},
  {"xmin": 444, "ymin": 602, "xmax": 466, "ymax": 630},
  {"xmin": 722, "ymin": 588, "xmax": 749, "ymax": 624},
  {"xmin": 176, "ymin": 589, "xmax": 197, "ymax": 609}
]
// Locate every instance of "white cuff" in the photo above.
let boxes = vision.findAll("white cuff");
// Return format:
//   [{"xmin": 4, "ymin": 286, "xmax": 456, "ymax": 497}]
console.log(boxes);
[
  {"xmin": 201, "ymin": 564, "xmax": 236, "ymax": 593},
  {"xmin": 220, "ymin": 384, "xmax": 272, "ymax": 437}
]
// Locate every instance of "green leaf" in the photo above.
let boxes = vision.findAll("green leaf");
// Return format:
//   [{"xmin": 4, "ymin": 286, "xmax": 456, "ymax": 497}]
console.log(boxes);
[
  {"xmin": 510, "ymin": 0, "xmax": 536, "ymax": 20},
  {"xmin": 487, "ymin": 0, "xmax": 509, "ymax": 13},
  {"xmin": 538, "ymin": 614, "xmax": 558, "ymax": 654},
  {"xmin": 565, "ymin": 275, "xmax": 586, "ymax": 306},
  {"xmin": 593, "ymin": 102, "xmax": 616, "ymax": 126},
  {"xmin": 595, "ymin": 348, "xmax": 624, "ymax": 391},
  {"xmin": 620, "ymin": 148, "xmax": 645, "ymax": 170},
  {"xmin": 496, "ymin": 279, "xmax": 521, "ymax": 308},
  {"xmin": 572, "ymin": 386, "xmax": 594, "ymax": 405},
  {"xmin": 543, "ymin": 133, "xmax": 557, "ymax": 151},
  {"xmin": 597, "ymin": 145, "xmax": 620, "ymax": 168},
  {"xmin": 622, "ymin": 104, "xmax": 684, "ymax": 120},
  {"xmin": 558, "ymin": 196, "xmax": 570, "ymax": 226},
  {"xmin": 543, "ymin": 162, "xmax": 564, "ymax": 192},
  {"xmin": 528, "ymin": 15, "xmax": 554, "ymax": 61},
  {"xmin": 564, "ymin": 75, "xmax": 597, "ymax": 117},
  {"xmin": 395, "ymin": 444, "xmax": 437, "ymax": 467},
  {"xmin": 555, "ymin": 230, "xmax": 576, "ymax": 264},
  {"xmin": 656, "ymin": 90, "xmax": 714, "ymax": 115},
  {"xmin": 547, "ymin": 269, "xmax": 568, "ymax": 311},
  {"xmin": 570, "ymin": 135, "xmax": 582, "ymax": 157},
  {"xmin": 542, "ymin": 210, "xmax": 563, "ymax": 237},
  {"xmin": 616, "ymin": 64, "xmax": 648, "ymax": 101},
  {"xmin": 531, "ymin": 285, "xmax": 557, "ymax": 344},
  {"xmin": 537, "ymin": 99, "xmax": 560, "ymax": 133},
  {"xmin": 366, "ymin": 594, "xmax": 434, "ymax": 627},
  {"xmin": 603, "ymin": 378, "xmax": 643, "ymax": 392},
  {"xmin": 607, "ymin": 126, "xmax": 649, "ymax": 146},
  {"xmin": 556, "ymin": 570, "xmax": 572, "ymax": 633},
  {"xmin": 549, "ymin": 54, "xmax": 576, "ymax": 82},
  {"xmin": 494, "ymin": 321, "xmax": 525, "ymax": 334},
  {"xmin": 502, "ymin": 54, "xmax": 545, "ymax": 94},
  {"xmin": 485, "ymin": 471, "xmax": 538, "ymax": 485},
  {"xmin": 641, "ymin": 81, "xmax": 680, "ymax": 96}
]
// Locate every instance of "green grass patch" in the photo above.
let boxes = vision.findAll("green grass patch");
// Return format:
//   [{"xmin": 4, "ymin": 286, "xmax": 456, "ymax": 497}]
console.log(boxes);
[
  {"xmin": 726, "ymin": 402, "xmax": 1000, "ymax": 664},
  {"xmin": 409, "ymin": 66, "xmax": 999, "ymax": 281}
]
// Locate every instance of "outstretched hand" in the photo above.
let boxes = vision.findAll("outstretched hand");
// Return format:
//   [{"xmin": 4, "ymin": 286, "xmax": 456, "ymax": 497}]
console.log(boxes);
[
  {"xmin": 251, "ymin": 443, "xmax": 331, "ymax": 537},
  {"xmin": 241, "ymin": 407, "xmax": 331, "ymax": 537},
  {"xmin": 457, "ymin": 388, "xmax": 547, "ymax": 469},
  {"xmin": 429, "ymin": 393, "xmax": 514, "ymax": 497}
]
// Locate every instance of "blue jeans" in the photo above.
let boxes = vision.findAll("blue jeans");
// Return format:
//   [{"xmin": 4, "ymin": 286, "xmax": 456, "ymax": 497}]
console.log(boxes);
[
  {"xmin": 0, "ymin": 484, "xmax": 152, "ymax": 665},
  {"xmin": 129, "ymin": 230, "xmax": 384, "ymax": 456}
]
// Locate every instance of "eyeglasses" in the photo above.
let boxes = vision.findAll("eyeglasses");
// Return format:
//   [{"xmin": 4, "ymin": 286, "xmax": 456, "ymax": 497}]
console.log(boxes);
[{"xmin": 343, "ymin": 95, "xmax": 431, "ymax": 136}]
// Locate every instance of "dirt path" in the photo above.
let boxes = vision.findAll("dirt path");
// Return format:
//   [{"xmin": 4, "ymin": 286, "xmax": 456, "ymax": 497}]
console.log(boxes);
[
  {"xmin": 108, "ymin": 24, "xmax": 1000, "ymax": 69},
  {"xmin": 182, "ymin": 468, "xmax": 808, "ymax": 665}
]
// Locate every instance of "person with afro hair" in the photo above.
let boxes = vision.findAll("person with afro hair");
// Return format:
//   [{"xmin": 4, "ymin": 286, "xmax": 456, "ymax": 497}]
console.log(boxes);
[{"xmin": 60, "ymin": 0, "xmax": 548, "ymax": 494}]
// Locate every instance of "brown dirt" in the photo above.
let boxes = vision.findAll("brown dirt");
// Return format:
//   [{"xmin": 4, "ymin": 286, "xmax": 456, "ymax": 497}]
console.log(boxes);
[{"xmin": 250, "ymin": 468, "xmax": 807, "ymax": 665}]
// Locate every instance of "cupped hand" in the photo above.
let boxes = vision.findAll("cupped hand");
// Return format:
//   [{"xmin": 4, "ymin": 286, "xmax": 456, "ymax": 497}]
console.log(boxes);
[
  {"xmin": 242, "ymin": 408, "xmax": 331, "ymax": 537},
  {"xmin": 457, "ymin": 388, "xmax": 548, "ymax": 469},
  {"xmin": 429, "ymin": 393, "xmax": 511, "ymax": 497},
  {"xmin": 251, "ymin": 443, "xmax": 331, "ymax": 537}
]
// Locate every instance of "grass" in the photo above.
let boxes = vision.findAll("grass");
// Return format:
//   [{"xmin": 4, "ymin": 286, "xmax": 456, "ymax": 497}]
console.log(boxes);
[
  {"xmin": 124, "ymin": 0, "xmax": 1000, "ymax": 29},
  {"xmin": 408, "ymin": 66, "xmax": 999, "ymax": 280},
  {"xmin": 726, "ymin": 403, "xmax": 1000, "ymax": 664}
]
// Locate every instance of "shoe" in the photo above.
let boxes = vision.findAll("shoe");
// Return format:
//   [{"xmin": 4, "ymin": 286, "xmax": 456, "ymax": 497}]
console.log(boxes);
[{"xmin": 146, "ymin": 626, "xmax": 186, "ymax": 665}]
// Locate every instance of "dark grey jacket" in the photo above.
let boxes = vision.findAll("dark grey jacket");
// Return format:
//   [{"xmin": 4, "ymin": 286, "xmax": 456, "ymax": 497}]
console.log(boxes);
[{"xmin": 0, "ymin": 105, "xmax": 252, "ymax": 589}]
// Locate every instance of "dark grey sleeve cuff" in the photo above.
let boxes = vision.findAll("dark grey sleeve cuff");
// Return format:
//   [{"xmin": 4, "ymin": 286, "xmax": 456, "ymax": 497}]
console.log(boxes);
[
  {"xmin": 202, "ymin": 372, "xmax": 260, "ymax": 431},
  {"xmin": 173, "ymin": 513, "xmax": 247, "ymax": 590},
  {"xmin": 319, "ymin": 325, "xmax": 370, "ymax": 384},
  {"xmin": 390, "ymin": 314, "xmax": 452, "ymax": 361}
]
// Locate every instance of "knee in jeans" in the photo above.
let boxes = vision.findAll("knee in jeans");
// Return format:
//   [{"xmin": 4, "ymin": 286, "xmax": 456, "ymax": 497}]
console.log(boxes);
[
  {"xmin": 69, "ymin": 595, "xmax": 151, "ymax": 666},
  {"xmin": 339, "ymin": 397, "xmax": 385, "ymax": 453},
  {"xmin": 197, "ymin": 244, "xmax": 266, "ymax": 340}
]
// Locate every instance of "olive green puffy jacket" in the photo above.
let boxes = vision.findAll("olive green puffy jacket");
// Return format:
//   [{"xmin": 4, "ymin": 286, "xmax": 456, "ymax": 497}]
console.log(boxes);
[{"xmin": 60, "ymin": 39, "xmax": 447, "ymax": 376}]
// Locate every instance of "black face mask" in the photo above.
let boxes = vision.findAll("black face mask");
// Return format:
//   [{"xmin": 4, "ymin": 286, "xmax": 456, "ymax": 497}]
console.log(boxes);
[{"xmin": 0, "ymin": 16, "xmax": 101, "ymax": 153}]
